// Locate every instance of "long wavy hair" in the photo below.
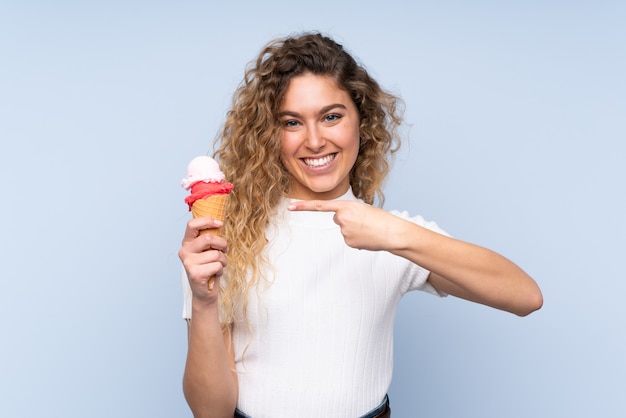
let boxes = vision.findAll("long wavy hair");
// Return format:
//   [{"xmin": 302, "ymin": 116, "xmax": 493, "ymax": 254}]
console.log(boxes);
[{"xmin": 213, "ymin": 32, "xmax": 404, "ymax": 327}]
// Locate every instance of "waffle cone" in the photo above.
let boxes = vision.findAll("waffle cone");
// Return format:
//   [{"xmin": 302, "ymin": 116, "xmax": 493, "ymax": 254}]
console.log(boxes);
[
  {"xmin": 190, "ymin": 193, "xmax": 229, "ymax": 236},
  {"xmin": 190, "ymin": 193, "xmax": 229, "ymax": 291}
]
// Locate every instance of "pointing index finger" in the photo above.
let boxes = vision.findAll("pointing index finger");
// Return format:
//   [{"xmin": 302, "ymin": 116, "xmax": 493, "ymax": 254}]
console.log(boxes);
[{"xmin": 287, "ymin": 200, "xmax": 342, "ymax": 212}]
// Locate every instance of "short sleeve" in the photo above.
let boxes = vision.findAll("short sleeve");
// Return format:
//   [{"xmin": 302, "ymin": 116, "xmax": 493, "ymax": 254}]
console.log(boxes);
[
  {"xmin": 181, "ymin": 267, "xmax": 192, "ymax": 320},
  {"xmin": 390, "ymin": 210, "xmax": 451, "ymax": 297}
]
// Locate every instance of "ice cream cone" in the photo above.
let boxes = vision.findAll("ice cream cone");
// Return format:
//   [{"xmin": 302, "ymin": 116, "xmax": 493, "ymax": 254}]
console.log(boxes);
[
  {"xmin": 190, "ymin": 194, "xmax": 229, "ymax": 290},
  {"xmin": 182, "ymin": 155, "xmax": 233, "ymax": 292},
  {"xmin": 190, "ymin": 193, "xmax": 229, "ymax": 236}
]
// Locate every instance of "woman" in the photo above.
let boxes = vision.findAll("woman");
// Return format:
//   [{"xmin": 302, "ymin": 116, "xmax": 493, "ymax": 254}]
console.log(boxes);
[{"xmin": 178, "ymin": 32, "xmax": 543, "ymax": 418}]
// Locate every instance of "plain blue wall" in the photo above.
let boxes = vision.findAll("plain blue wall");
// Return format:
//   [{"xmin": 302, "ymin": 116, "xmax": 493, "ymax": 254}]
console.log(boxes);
[{"xmin": 1, "ymin": 1, "xmax": 624, "ymax": 417}]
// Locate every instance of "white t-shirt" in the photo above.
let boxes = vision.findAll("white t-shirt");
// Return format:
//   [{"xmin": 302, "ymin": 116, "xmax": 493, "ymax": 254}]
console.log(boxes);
[{"xmin": 182, "ymin": 189, "xmax": 448, "ymax": 417}]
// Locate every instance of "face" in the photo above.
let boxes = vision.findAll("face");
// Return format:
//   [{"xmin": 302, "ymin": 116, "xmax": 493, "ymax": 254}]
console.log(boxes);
[{"xmin": 279, "ymin": 74, "xmax": 360, "ymax": 200}]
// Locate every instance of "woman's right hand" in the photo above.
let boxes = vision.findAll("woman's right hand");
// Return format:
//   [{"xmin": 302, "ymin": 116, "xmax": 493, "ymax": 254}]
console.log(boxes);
[
  {"xmin": 178, "ymin": 217, "xmax": 229, "ymax": 305},
  {"xmin": 180, "ymin": 217, "xmax": 238, "ymax": 417}
]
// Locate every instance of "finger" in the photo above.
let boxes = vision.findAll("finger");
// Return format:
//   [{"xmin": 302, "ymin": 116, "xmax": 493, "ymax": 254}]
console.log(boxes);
[
  {"xmin": 182, "ymin": 217, "xmax": 224, "ymax": 242},
  {"xmin": 287, "ymin": 200, "xmax": 343, "ymax": 212},
  {"xmin": 178, "ymin": 238, "xmax": 229, "ymax": 271},
  {"xmin": 197, "ymin": 233, "xmax": 229, "ymax": 252},
  {"xmin": 180, "ymin": 235, "xmax": 228, "ymax": 259},
  {"xmin": 186, "ymin": 260, "xmax": 224, "ymax": 282},
  {"xmin": 186, "ymin": 246, "xmax": 228, "ymax": 267},
  {"xmin": 183, "ymin": 253, "xmax": 227, "ymax": 285}
]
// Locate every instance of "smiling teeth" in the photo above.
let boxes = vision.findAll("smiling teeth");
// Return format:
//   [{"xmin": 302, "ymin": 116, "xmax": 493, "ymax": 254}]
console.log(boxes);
[{"xmin": 304, "ymin": 154, "xmax": 335, "ymax": 167}]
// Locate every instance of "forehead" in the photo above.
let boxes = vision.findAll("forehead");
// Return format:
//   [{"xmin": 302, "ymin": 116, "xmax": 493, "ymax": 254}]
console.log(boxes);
[{"xmin": 280, "ymin": 74, "xmax": 352, "ymax": 109}]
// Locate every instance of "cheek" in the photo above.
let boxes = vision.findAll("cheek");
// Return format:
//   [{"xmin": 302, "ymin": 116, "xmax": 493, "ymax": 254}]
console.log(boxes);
[
  {"xmin": 279, "ymin": 135, "xmax": 298, "ymax": 170},
  {"xmin": 345, "ymin": 129, "xmax": 361, "ymax": 155},
  {"xmin": 278, "ymin": 146, "xmax": 289, "ymax": 167},
  {"xmin": 346, "ymin": 136, "xmax": 360, "ymax": 169},
  {"xmin": 280, "ymin": 132, "xmax": 303, "ymax": 160}
]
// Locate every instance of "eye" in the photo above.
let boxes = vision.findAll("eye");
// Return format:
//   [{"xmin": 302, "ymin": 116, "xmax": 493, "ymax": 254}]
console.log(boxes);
[
  {"xmin": 283, "ymin": 119, "xmax": 300, "ymax": 128},
  {"xmin": 324, "ymin": 113, "xmax": 342, "ymax": 122}
]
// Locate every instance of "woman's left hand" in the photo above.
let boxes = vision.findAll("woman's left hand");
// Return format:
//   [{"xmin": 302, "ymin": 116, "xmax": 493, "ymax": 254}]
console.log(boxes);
[{"xmin": 288, "ymin": 200, "xmax": 403, "ymax": 251}]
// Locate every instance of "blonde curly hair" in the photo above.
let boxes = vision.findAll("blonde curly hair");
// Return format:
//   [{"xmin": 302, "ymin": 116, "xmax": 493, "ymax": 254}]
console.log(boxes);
[{"xmin": 213, "ymin": 32, "xmax": 404, "ymax": 326}]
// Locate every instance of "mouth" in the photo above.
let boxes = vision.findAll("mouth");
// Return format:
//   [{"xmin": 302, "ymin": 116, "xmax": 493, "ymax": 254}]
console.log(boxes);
[{"xmin": 302, "ymin": 153, "xmax": 337, "ymax": 168}]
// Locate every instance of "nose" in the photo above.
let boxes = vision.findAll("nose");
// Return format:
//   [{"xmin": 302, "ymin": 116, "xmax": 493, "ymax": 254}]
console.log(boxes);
[{"xmin": 304, "ymin": 124, "xmax": 325, "ymax": 152}]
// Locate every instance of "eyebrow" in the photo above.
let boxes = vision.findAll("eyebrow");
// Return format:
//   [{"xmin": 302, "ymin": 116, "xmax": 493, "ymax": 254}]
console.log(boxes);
[{"xmin": 278, "ymin": 103, "xmax": 348, "ymax": 118}]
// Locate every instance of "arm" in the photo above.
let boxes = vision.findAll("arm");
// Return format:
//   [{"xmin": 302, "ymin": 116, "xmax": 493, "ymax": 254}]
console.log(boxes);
[
  {"xmin": 390, "ymin": 221, "xmax": 543, "ymax": 316},
  {"xmin": 288, "ymin": 200, "xmax": 543, "ymax": 316},
  {"xmin": 184, "ymin": 307, "xmax": 238, "ymax": 418},
  {"xmin": 179, "ymin": 217, "xmax": 238, "ymax": 418}
]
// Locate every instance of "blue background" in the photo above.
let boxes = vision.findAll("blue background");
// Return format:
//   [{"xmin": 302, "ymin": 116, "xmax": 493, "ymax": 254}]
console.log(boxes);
[{"xmin": 1, "ymin": 1, "xmax": 624, "ymax": 417}]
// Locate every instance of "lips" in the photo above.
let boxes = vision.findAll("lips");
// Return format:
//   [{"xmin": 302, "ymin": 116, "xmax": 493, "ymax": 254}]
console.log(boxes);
[{"xmin": 302, "ymin": 153, "xmax": 336, "ymax": 168}]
